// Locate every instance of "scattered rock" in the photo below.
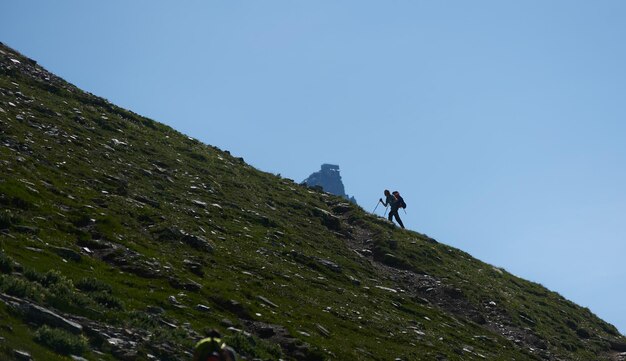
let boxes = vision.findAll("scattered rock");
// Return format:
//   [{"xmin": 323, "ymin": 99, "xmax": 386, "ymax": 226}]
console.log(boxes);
[
  {"xmin": 134, "ymin": 195, "xmax": 160, "ymax": 208},
  {"xmin": 311, "ymin": 207, "xmax": 342, "ymax": 231},
  {"xmin": 226, "ymin": 326, "xmax": 251, "ymax": 337},
  {"xmin": 24, "ymin": 246, "xmax": 43, "ymax": 253},
  {"xmin": 332, "ymin": 203, "xmax": 352, "ymax": 214},
  {"xmin": 110, "ymin": 138, "xmax": 127, "ymax": 146},
  {"xmin": 257, "ymin": 295, "xmax": 278, "ymax": 308},
  {"xmin": 316, "ymin": 324, "xmax": 330, "ymax": 337},
  {"xmin": 258, "ymin": 326, "xmax": 275, "ymax": 338},
  {"xmin": 221, "ymin": 318, "xmax": 234, "ymax": 328},
  {"xmin": 518, "ymin": 312, "xmax": 535, "ymax": 325},
  {"xmin": 15, "ymin": 225, "xmax": 39, "ymax": 234},
  {"xmin": 13, "ymin": 349, "xmax": 32, "ymax": 361},
  {"xmin": 156, "ymin": 227, "xmax": 213, "ymax": 253},
  {"xmin": 50, "ymin": 246, "xmax": 82, "ymax": 261},
  {"xmin": 191, "ymin": 199, "xmax": 207, "ymax": 208},
  {"xmin": 317, "ymin": 258, "xmax": 342, "ymax": 273},
  {"xmin": 19, "ymin": 302, "xmax": 82, "ymax": 334},
  {"xmin": 183, "ymin": 259, "xmax": 204, "ymax": 276},
  {"xmin": 222, "ymin": 300, "xmax": 249, "ymax": 318},
  {"xmin": 380, "ymin": 253, "xmax": 409, "ymax": 269},
  {"xmin": 169, "ymin": 277, "xmax": 202, "ymax": 292},
  {"xmin": 375, "ymin": 286, "xmax": 398, "ymax": 293},
  {"xmin": 195, "ymin": 304, "xmax": 211, "ymax": 312},
  {"xmin": 77, "ymin": 238, "xmax": 112, "ymax": 250},
  {"xmin": 160, "ymin": 319, "xmax": 178, "ymax": 329},
  {"xmin": 98, "ymin": 246, "xmax": 163, "ymax": 278},
  {"xmin": 152, "ymin": 164, "xmax": 167, "ymax": 173},
  {"xmin": 182, "ymin": 233, "xmax": 213, "ymax": 253}
]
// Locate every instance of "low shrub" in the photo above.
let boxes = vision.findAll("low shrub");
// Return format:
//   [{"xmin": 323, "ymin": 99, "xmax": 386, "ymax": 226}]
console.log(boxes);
[
  {"xmin": 34, "ymin": 325, "xmax": 88, "ymax": 355},
  {"xmin": 0, "ymin": 275, "xmax": 44, "ymax": 301},
  {"xmin": 225, "ymin": 332, "xmax": 283, "ymax": 361},
  {"xmin": 47, "ymin": 282, "xmax": 86, "ymax": 310},
  {"xmin": 90, "ymin": 291, "xmax": 124, "ymax": 310},
  {"xmin": 25, "ymin": 269, "xmax": 69, "ymax": 288},
  {"xmin": 0, "ymin": 210, "xmax": 15, "ymax": 229},
  {"xmin": 75, "ymin": 277, "xmax": 112, "ymax": 293},
  {"xmin": 0, "ymin": 251, "xmax": 12, "ymax": 274}
]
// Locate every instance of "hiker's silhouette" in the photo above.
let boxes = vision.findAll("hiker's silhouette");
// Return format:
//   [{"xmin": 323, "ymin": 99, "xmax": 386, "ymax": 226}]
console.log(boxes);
[{"xmin": 380, "ymin": 189, "xmax": 405, "ymax": 229}]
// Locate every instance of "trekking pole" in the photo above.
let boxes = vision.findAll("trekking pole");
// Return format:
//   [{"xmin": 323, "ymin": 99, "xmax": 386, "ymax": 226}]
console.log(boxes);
[
  {"xmin": 383, "ymin": 206, "xmax": 389, "ymax": 217},
  {"xmin": 403, "ymin": 208, "xmax": 407, "ymax": 215},
  {"xmin": 372, "ymin": 200, "xmax": 381, "ymax": 213}
]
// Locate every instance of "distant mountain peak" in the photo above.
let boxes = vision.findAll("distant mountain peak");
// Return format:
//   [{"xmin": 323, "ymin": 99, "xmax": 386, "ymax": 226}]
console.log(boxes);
[{"xmin": 302, "ymin": 164, "xmax": 356, "ymax": 203}]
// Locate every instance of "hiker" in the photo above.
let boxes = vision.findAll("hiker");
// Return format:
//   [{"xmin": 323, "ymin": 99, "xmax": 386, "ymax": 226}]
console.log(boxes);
[
  {"xmin": 193, "ymin": 330, "xmax": 238, "ymax": 361},
  {"xmin": 380, "ymin": 189, "xmax": 405, "ymax": 229}
]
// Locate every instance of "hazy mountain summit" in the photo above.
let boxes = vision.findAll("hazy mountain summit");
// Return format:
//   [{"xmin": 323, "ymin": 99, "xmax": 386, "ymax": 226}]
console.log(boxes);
[
  {"xmin": 302, "ymin": 164, "xmax": 357, "ymax": 204},
  {"xmin": 1, "ymin": 42, "xmax": 625, "ymax": 360}
]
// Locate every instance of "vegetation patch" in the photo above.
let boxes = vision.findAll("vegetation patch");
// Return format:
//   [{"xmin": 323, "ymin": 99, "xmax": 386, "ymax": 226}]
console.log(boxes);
[{"xmin": 34, "ymin": 326, "xmax": 88, "ymax": 356}]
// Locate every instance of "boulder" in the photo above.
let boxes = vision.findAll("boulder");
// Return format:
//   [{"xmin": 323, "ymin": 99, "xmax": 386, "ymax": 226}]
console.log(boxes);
[
  {"xmin": 183, "ymin": 259, "xmax": 204, "ymax": 276},
  {"xmin": 19, "ymin": 302, "xmax": 82, "ymax": 334},
  {"xmin": 13, "ymin": 350, "xmax": 32, "ymax": 361},
  {"xmin": 50, "ymin": 246, "xmax": 82, "ymax": 262},
  {"xmin": 317, "ymin": 258, "xmax": 342, "ymax": 273},
  {"xmin": 312, "ymin": 207, "xmax": 341, "ymax": 231},
  {"xmin": 182, "ymin": 233, "xmax": 213, "ymax": 253},
  {"xmin": 257, "ymin": 295, "xmax": 279, "ymax": 308}
]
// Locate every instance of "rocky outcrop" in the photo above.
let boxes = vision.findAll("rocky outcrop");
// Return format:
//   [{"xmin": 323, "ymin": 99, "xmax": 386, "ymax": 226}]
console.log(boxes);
[
  {"xmin": 1, "ymin": 293, "xmax": 82, "ymax": 334},
  {"xmin": 302, "ymin": 164, "xmax": 357, "ymax": 203}
]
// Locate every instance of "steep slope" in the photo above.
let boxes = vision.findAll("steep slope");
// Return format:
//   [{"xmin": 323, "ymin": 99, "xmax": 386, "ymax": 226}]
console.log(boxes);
[{"xmin": 1, "ymin": 42, "xmax": 625, "ymax": 361}]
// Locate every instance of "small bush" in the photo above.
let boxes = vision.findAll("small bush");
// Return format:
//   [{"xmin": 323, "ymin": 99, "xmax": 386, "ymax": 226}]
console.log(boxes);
[
  {"xmin": 90, "ymin": 291, "xmax": 124, "ymax": 310},
  {"xmin": 24, "ymin": 268, "xmax": 43, "ymax": 283},
  {"xmin": 225, "ymin": 332, "xmax": 283, "ymax": 360},
  {"xmin": 25, "ymin": 269, "xmax": 68, "ymax": 288},
  {"xmin": 0, "ymin": 210, "xmax": 15, "ymax": 229},
  {"xmin": 47, "ymin": 282, "xmax": 80, "ymax": 309},
  {"xmin": 43, "ymin": 270, "xmax": 66, "ymax": 287},
  {"xmin": 21, "ymin": 269, "xmax": 89, "ymax": 309},
  {"xmin": 0, "ymin": 251, "xmax": 13, "ymax": 274},
  {"xmin": 75, "ymin": 277, "xmax": 112, "ymax": 293},
  {"xmin": 34, "ymin": 325, "xmax": 88, "ymax": 355},
  {"xmin": 0, "ymin": 275, "xmax": 44, "ymax": 301}
]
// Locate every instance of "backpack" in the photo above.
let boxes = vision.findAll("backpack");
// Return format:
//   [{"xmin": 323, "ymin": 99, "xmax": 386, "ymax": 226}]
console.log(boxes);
[{"xmin": 393, "ymin": 191, "xmax": 407, "ymax": 209}]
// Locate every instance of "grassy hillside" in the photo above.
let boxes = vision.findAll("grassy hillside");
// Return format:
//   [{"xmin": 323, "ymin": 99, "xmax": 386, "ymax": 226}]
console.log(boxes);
[{"xmin": 1, "ymin": 42, "xmax": 625, "ymax": 361}]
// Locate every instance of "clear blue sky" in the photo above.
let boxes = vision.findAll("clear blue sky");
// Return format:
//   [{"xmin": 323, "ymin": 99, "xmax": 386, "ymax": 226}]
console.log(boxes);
[{"xmin": 2, "ymin": 1, "xmax": 625, "ymax": 334}]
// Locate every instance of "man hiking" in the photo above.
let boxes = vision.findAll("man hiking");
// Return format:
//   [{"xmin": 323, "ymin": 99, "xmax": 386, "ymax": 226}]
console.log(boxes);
[{"xmin": 380, "ymin": 189, "xmax": 405, "ymax": 229}]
